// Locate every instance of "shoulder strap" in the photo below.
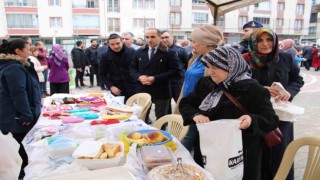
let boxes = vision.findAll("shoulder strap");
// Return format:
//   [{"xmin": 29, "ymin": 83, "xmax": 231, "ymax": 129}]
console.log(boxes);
[{"xmin": 221, "ymin": 89, "xmax": 249, "ymax": 114}]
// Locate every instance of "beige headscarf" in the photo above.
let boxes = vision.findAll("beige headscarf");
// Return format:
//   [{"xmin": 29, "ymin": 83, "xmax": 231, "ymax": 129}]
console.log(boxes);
[{"xmin": 190, "ymin": 25, "xmax": 224, "ymax": 47}]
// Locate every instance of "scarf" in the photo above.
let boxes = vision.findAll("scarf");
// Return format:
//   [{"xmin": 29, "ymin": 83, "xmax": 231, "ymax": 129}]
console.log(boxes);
[
  {"xmin": 199, "ymin": 46, "xmax": 252, "ymax": 111},
  {"xmin": 247, "ymin": 28, "xmax": 279, "ymax": 68},
  {"xmin": 51, "ymin": 44, "xmax": 65, "ymax": 67}
]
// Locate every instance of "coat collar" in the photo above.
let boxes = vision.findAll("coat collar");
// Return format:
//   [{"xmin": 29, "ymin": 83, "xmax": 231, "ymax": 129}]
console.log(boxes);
[
  {"xmin": 140, "ymin": 42, "xmax": 168, "ymax": 52},
  {"xmin": 0, "ymin": 53, "xmax": 30, "ymax": 67}
]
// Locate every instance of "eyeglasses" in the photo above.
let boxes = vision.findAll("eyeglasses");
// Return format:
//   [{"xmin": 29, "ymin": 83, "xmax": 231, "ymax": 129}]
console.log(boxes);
[{"xmin": 161, "ymin": 36, "xmax": 170, "ymax": 40}]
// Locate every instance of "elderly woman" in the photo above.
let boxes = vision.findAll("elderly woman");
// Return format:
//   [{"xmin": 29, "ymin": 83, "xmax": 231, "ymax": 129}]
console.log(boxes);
[
  {"xmin": 179, "ymin": 46, "xmax": 279, "ymax": 179},
  {"xmin": 242, "ymin": 28, "xmax": 304, "ymax": 179},
  {"xmin": 47, "ymin": 44, "xmax": 70, "ymax": 95},
  {"xmin": 175, "ymin": 25, "xmax": 224, "ymax": 160}
]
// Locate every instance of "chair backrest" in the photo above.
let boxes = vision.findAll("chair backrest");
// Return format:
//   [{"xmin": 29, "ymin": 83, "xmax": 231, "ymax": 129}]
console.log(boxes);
[
  {"xmin": 125, "ymin": 93, "xmax": 152, "ymax": 120},
  {"xmin": 274, "ymin": 136, "xmax": 320, "ymax": 180},
  {"xmin": 153, "ymin": 114, "xmax": 189, "ymax": 141}
]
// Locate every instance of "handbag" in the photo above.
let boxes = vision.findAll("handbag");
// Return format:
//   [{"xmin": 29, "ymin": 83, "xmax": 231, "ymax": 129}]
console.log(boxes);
[{"xmin": 221, "ymin": 89, "xmax": 283, "ymax": 147}]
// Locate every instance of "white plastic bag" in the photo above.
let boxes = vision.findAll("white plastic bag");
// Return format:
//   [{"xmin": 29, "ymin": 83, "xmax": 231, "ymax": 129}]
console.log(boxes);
[
  {"xmin": 0, "ymin": 132, "xmax": 22, "ymax": 180},
  {"xmin": 271, "ymin": 98, "xmax": 305, "ymax": 122},
  {"xmin": 197, "ymin": 120, "xmax": 243, "ymax": 180}
]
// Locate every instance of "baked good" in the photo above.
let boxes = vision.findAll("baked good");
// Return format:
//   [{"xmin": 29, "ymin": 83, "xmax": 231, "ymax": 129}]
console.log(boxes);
[
  {"xmin": 147, "ymin": 131, "xmax": 163, "ymax": 143},
  {"xmin": 128, "ymin": 132, "xmax": 143, "ymax": 140},
  {"xmin": 105, "ymin": 105, "xmax": 134, "ymax": 113}
]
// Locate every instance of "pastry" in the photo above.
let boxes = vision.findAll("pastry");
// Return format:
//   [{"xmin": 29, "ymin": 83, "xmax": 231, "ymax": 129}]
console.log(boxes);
[
  {"xmin": 146, "ymin": 131, "xmax": 163, "ymax": 143},
  {"xmin": 128, "ymin": 132, "xmax": 143, "ymax": 140}
]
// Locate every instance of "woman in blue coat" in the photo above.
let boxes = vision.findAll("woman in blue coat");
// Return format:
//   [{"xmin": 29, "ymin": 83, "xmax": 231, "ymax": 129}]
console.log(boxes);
[
  {"xmin": 242, "ymin": 28, "xmax": 304, "ymax": 179},
  {"xmin": 0, "ymin": 39, "xmax": 41, "ymax": 178}
]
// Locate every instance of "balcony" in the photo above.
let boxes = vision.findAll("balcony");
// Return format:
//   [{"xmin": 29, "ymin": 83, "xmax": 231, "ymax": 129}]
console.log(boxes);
[
  {"xmin": 4, "ymin": 0, "xmax": 37, "ymax": 7},
  {"xmin": 108, "ymin": 6, "xmax": 120, "ymax": 12},
  {"xmin": 7, "ymin": 24, "xmax": 38, "ymax": 28},
  {"xmin": 73, "ymin": 25, "xmax": 100, "ymax": 29},
  {"xmin": 72, "ymin": 0, "xmax": 99, "ymax": 8}
]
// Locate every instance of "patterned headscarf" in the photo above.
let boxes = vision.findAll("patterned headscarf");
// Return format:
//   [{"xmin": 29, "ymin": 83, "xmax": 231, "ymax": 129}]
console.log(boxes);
[
  {"xmin": 51, "ymin": 44, "xmax": 65, "ymax": 67},
  {"xmin": 199, "ymin": 46, "xmax": 252, "ymax": 111},
  {"xmin": 247, "ymin": 28, "xmax": 279, "ymax": 68}
]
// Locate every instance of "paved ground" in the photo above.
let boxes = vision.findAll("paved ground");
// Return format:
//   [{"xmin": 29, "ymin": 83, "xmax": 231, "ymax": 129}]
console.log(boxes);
[{"xmin": 68, "ymin": 67, "xmax": 320, "ymax": 179}]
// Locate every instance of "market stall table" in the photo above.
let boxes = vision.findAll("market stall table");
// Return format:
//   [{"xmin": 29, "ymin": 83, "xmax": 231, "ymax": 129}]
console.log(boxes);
[{"xmin": 22, "ymin": 93, "xmax": 213, "ymax": 180}]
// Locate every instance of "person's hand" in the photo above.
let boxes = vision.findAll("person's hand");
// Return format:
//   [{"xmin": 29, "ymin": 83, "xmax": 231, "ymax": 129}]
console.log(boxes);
[
  {"xmin": 303, "ymin": 58, "xmax": 307, "ymax": 61},
  {"xmin": 144, "ymin": 76, "xmax": 155, "ymax": 85},
  {"xmin": 193, "ymin": 114, "xmax": 210, "ymax": 124},
  {"xmin": 239, "ymin": 115, "xmax": 251, "ymax": 129},
  {"xmin": 76, "ymin": 68, "xmax": 82, "ymax": 72},
  {"xmin": 264, "ymin": 86, "xmax": 281, "ymax": 97},
  {"xmin": 275, "ymin": 92, "xmax": 291, "ymax": 102},
  {"xmin": 110, "ymin": 86, "xmax": 121, "ymax": 96},
  {"xmin": 139, "ymin": 75, "xmax": 148, "ymax": 85},
  {"xmin": 43, "ymin": 66, "xmax": 48, "ymax": 71}
]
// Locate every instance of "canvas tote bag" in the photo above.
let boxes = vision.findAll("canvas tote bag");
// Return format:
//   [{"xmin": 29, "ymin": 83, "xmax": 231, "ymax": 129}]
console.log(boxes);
[{"xmin": 197, "ymin": 120, "xmax": 243, "ymax": 180}]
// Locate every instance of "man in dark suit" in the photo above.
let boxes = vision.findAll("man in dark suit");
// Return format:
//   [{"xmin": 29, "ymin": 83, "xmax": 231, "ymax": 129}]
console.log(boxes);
[{"xmin": 130, "ymin": 28, "xmax": 179, "ymax": 120}]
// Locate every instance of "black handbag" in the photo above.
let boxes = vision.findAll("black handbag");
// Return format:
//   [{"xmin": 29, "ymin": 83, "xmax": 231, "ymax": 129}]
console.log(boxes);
[{"xmin": 221, "ymin": 89, "xmax": 283, "ymax": 147}]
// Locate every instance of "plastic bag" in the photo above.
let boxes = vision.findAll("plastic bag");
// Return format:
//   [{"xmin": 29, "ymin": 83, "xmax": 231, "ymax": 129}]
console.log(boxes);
[
  {"xmin": 197, "ymin": 120, "xmax": 243, "ymax": 180},
  {"xmin": 271, "ymin": 98, "xmax": 305, "ymax": 122},
  {"xmin": 0, "ymin": 132, "xmax": 22, "ymax": 180}
]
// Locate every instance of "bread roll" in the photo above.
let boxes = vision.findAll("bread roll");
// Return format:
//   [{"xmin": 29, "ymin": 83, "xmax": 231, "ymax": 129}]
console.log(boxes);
[
  {"xmin": 128, "ymin": 132, "xmax": 142, "ymax": 140},
  {"xmin": 147, "ymin": 131, "xmax": 163, "ymax": 143},
  {"xmin": 99, "ymin": 152, "xmax": 108, "ymax": 159},
  {"xmin": 93, "ymin": 146, "xmax": 104, "ymax": 159}
]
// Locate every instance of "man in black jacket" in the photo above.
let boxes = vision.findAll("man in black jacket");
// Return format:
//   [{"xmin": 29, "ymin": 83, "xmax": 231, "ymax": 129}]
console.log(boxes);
[
  {"xmin": 99, "ymin": 34, "xmax": 137, "ymax": 100},
  {"xmin": 85, "ymin": 39, "xmax": 99, "ymax": 87},
  {"xmin": 130, "ymin": 28, "xmax": 180, "ymax": 120},
  {"xmin": 160, "ymin": 30, "xmax": 189, "ymax": 103},
  {"xmin": 71, "ymin": 41, "xmax": 87, "ymax": 89}
]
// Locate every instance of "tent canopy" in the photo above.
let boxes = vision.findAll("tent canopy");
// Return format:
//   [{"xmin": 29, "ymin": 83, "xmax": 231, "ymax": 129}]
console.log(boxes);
[{"xmin": 203, "ymin": 0, "xmax": 269, "ymax": 24}]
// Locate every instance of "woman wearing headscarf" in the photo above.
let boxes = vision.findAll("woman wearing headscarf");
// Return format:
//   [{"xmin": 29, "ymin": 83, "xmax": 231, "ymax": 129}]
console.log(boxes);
[
  {"xmin": 311, "ymin": 45, "xmax": 320, "ymax": 71},
  {"xmin": 242, "ymin": 28, "xmax": 304, "ymax": 180},
  {"xmin": 179, "ymin": 46, "xmax": 279, "ymax": 179},
  {"xmin": 47, "ymin": 44, "xmax": 70, "ymax": 95},
  {"xmin": 280, "ymin": 39, "xmax": 304, "ymax": 64},
  {"xmin": 174, "ymin": 25, "xmax": 224, "ymax": 158}
]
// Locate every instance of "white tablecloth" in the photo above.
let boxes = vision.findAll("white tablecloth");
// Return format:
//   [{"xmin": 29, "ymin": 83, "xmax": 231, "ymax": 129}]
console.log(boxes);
[{"xmin": 22, "ymin": 93, "xmax": 214, "ymax": 180}]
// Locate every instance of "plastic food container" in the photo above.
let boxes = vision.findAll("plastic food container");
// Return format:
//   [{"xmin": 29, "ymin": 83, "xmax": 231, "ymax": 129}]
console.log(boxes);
[
  {"xmin": 138, "ymin": 145, "xmax": 175, "ymax": 172},
  {"xmin": 48, "ymin": 136, "xmax": 77, "ymax": 159},
  {"xmin": 73, "ymin": 141, "xmax": 124, "ymax": 170}
]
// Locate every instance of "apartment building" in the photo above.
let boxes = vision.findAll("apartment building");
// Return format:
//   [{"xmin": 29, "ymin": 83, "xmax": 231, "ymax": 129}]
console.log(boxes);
[{"xmin": 0, "ymin": 0, "xmax": 313, "ymax": 49}]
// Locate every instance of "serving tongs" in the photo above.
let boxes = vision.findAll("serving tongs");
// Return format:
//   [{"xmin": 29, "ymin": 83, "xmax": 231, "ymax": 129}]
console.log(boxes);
[{"xmin": 173, "ymin": 157, "xmax": 201, "ymax": 180}]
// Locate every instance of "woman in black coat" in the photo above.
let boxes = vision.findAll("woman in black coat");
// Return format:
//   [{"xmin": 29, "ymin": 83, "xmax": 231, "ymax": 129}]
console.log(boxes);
[
  {"xmin": 179, "ymin": 46, "xmax": 279, "ymax": 179},
  {"xmin": 242, "ymin": 28, "xmax": 304, "ymax": 180}
]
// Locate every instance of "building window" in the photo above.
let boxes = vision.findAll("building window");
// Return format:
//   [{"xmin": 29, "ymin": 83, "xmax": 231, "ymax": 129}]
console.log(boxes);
[
  {"xmin": 294, "ymin": 19, "xmax": 303, "ymax": 30},
  {"xmin": 192, "ymin": 0, "xmax": 206, "ymax": 6},
  {"xmin": 253, "ymin": 17, "xmax": 270, "ymax": 25},
  {"xmin": 72, "ymin": 0, "xmax": 99, "ymax": 8},
  {"xmin": 309, "ymin": 27, "xmax": 316, "ymax": 34},
  {"xmin": 239, "ymin": 6, "xmax": 248, "ymax": 11},
  {"xmin": 145, "ymin": 0, "xmax": 154, "ymax": 9},
  {"xmin": 50, "ymin": 17, "xmax": 62, "ymax": 28},
  {"xmin": 144, "ymin": 19, "xmax": 155, "ymax": 28},
  {"xmin": 108, "ymin": 18, "xmax": 120, "ymax": 32},
  {"xmin": 170, "ymin": 0, "xmax": 181, "ymax": 7},
  {"xmin": 192, "ymin": 13, "xmax": 208, "ymax": 24},
  {"xmin": 108, "ymin": 0, "xmax": 119, "ymax": 12},
  {"xmin": 73, "ymin": 15, "xmax": 99, "ymax": 29},
  {"xmin": 310, "ymin": 13, "xmax": 317, "ymax": 23},
  {"xmin": 4, "ymin": 0, "xmax": 37, "ymax": 7},
  {"xmin": 254, "ymin": 2, "xmax": 270, "ymax": 10},
  {"xmin": 216, "ymin": 16, "xmax": 224, "ymax": 26},
  {"xmin": 133, "ymin": 18, "xmax": 144, "ymax": 28},
  {"xmin": 238, "ymin": 16, "xmax": 248, "ymax": 28},
  {"xmin": 277, "ymin": 2, "xmax": 284, "ymax": 10},
  {"xmin": 133, "ymin": 0, "xmax": 143, "ymax": 8},
  {"xmin": 170, "ymin": 12, "xmax": 181, "ymax": 25},
  {"xmin": 276, "ymin": 18, "xmax": 284, "ymax": 26},
  {"xmin": 6, "ymin": 13, "xmax": 38, "ymax": 28},
  {"xmin": 296, "ymin": 4, "xmax": 304, "ymax": 15}
]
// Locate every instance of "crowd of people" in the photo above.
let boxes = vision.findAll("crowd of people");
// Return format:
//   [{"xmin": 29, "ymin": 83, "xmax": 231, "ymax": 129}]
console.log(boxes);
[{"xmin": 0, "ymin": 20, "xmax": 312, "ymax": 179}]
